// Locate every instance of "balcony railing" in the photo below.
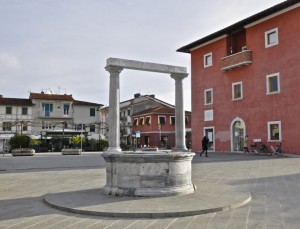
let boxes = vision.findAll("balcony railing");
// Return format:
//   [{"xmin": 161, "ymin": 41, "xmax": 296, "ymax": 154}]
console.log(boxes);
[
  {"xmin": 37, "ymin": 109, "xmax": 73, "ymax": 119},
  {"xmin": 221, "ymin": 49, "xmax": 252, "ymax": 72}
]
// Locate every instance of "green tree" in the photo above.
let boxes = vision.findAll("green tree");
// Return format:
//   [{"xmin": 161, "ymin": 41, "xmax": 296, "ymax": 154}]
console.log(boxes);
[{"xmin": 9, "ymin": 134, "xmax": 31, "ymax": 149}]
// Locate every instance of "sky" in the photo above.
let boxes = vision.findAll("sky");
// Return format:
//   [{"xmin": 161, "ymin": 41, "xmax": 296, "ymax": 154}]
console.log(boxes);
[{"xmin": 0, "ymin": 0, "xmax": 284, "ymax": 110}]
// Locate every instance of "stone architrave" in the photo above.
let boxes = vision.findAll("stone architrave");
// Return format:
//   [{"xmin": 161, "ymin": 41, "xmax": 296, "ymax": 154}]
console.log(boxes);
[{"xmin": 105, "ymin": 58, "xmax": 188, "ymax": 152}]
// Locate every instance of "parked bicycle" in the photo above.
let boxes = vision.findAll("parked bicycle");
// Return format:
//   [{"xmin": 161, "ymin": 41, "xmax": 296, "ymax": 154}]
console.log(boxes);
[
  {"xmin": 269, "ymin": 143, "xmax": 284, "ymax": 157},
  {"xmin": 250, "ymin": 142, "xmax": 272, "ymax": 156}
]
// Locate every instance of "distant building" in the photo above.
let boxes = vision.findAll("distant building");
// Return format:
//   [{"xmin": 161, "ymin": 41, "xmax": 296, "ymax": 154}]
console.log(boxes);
[
  {"xmin": 177, "ymin": 0, "xmax": 300, "ymax": 154},
  {"xmin": 132, "ymin": 105, "xmax": 191, "ymax": 149},
  {"xmin": 0, "ymin": 91, "xmax": 103, "ymax": 151},
  {"xmin": 100, "ymin": 93, "xmax": 191, "ymax": 150}
]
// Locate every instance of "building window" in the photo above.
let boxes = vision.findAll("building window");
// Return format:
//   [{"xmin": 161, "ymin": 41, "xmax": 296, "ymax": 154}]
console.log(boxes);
[
  {"xmin": 127, "ymin": 110, "xmax": 131, "ymax": 116},
  {"xmin": 23, "ymin": 124, "xmax": 28, "ymax": 132},
  {"xmin": 3, "ymin": 122, "xmax": 12, "ymax": 131},
  {"xmin": 42, "ymin": 121, "xmax": 53, "ymax": 129},
  {"xmin": 265, "ymin": 28, "xmax": 279, "ymax": 48},
  {"xmin": 90, "ymin": 124, "xmax": 95, "ymax": 132},
  {"xmin": 204, "ymin": 110, "xmax": 213, "ymax": 121},
  {"xmin": 204, "ymin": 52, "xmax": 212, "ymax": 68},
  {"xmin": 76, "ymin": 123, "xmax": 85, "ymax": 131},
  {"xmin": 145, "ymin": 116, "xmax": 151, "ymax": 125},
  {"xmin": 90, "ymin": 108, "xmax": 96, "ymax": 117},
  {"xmin": 6, "ymin": 107, "xmax": 12, "ymax": 115},
  {"xmin": 158, "ymin": 116, "xmax": 166, "ymax": 125},
  {"xmin": 204, "ymin": 89, "xmax": 213, "ymax": 105},
  {"xmin": 232, "ymin": 82, "xmax": 243, "ymax": 100},
  {"xmin": 266, "ymin": 73, "xmax": 280, "ymax": 94},
  {"xmin": 268, "ymin": 121, "xmax": 281, "ymax": 141},
  {"xmin": 42, "ymin": 103, "xmax": 53, "ymax": 117},
  {"xmin": 139, "ymin": 117, "xmax": 145, "ymax": 125},
  {"xmin": 22, "ymin": 107, "xmax": 28, "ymax": 115},
  {"xmin": 185, "ymin": 116, "xmax": 189, "ymax": 125},
  {"xmin": 63, "ymin": 104, "xmax": 70, "ymax": 115},
  {"xmin": 133, "ymin": 118, "xmax": 138, "ymax": 126},
  {"xmin": 170, "ymin": 116, "xmax": 175, "ymax": 125}
]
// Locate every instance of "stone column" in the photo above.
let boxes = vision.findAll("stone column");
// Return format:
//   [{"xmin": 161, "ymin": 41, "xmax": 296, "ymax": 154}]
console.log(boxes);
[
  {"xmin": 105, "ymin": 66, "xmax": 123, "ymax": 152},
  {"xmin": 171, "ymin": 73, "xmax": 188, "ymax": 151}
]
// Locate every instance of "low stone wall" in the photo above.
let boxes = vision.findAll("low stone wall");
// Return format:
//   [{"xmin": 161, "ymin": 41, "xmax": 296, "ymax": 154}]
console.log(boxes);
[
  {"xmin": 102, "ymin": 151, "xmax": 195, "ymax": 197},
  {"xmin": 11, "ymin": 149, "xmax": 35, "ymax": 156},
  {"xmin": 141, "ymin": 147, "xmax": 158, "ymax": 151},
  {"xmin": 61, "ymin": 149, "xmax": 82, "ymax": 155}
]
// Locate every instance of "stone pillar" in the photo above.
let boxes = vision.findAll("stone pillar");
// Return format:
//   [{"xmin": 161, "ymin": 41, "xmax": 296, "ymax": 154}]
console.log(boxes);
[
  {"xmin": 171, "ymin": 73, "xmax": 188, "ymax": 151},
  {"xmin": 105, "ymin": 66, "xmax": 123, "ymax": 152}
]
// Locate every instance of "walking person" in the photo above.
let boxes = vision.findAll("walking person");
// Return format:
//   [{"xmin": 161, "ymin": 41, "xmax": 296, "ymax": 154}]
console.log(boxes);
[
  {"xmin": 200, "ymin": 136, "xmax": 209, "ymax": 157},
  {"xmin": 243, "ymin": 135, "xmax": 249, "ymax": 153}
]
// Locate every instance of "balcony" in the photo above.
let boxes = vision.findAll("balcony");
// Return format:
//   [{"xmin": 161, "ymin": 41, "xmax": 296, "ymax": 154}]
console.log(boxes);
[
  {"xmin": 221, "ymin": 49, "xmax": 252, "ymax": 72},
  {"xmin": 37, "ymin": 109, "xmax": 73, "ymax": 119}
]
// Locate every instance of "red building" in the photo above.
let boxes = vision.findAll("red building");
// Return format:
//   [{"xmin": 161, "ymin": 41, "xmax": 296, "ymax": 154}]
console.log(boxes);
[
  {"xmin": 178, "ymin": 0, "xmax": 300, "ymax": 154},
  {"xmin": 131, "ymin": 105, "xmax": 191, "ymax": 149}
]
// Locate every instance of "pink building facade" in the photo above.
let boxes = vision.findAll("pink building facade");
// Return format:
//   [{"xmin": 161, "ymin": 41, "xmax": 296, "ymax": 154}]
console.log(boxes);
[{"xmin": 178, "ymin": 1, "xmax": 300, "ymax": 154}]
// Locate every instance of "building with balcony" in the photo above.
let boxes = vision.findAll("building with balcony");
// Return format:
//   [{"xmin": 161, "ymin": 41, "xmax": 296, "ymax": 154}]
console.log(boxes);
[
  {"xmin": 177, "ymin": 0, "xmax": 300, "ymax": 154},
  {"xmin": 0, "ymin": 91, "xmax": 103, "ymax": 151}
]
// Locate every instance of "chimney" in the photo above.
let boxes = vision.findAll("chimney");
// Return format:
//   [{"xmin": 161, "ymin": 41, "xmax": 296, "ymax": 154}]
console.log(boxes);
[{"xmin": 134, "ymin": 93, "xmax": 141, "ymax": 98}]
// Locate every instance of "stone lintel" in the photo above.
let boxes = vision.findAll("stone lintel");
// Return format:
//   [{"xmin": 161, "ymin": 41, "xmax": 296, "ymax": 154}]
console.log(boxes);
[{"xmin": 106, "ymin": 57, "xmax": 187, "ymax": 74}]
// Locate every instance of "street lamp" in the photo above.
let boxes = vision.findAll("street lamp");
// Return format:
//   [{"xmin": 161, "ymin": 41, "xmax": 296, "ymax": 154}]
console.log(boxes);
[
  {"xmin": 61, "ymin": 121, "xmax": 65, "ymax": 149},
  {"xmin": 80, "ymin": 125, "xmax": 83, "ymax": 155}
]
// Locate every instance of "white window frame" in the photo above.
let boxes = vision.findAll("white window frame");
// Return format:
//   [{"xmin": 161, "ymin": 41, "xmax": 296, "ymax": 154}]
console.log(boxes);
[
  {"xmin": 266, "ymin": 72, "xmax": 280, "ymax": 95},
  {"xmin": 204, "ymin": 88, "xmax": 213, "ymax": 105},
  {"xmin": 265, "ymin": 28, "xmax": 279, "ymax": 48},
  {"xmin": 267, "ymin": 121, "xmax": 282, "ymax": 142},
  {"xmin": 204, "ymin": 52, "xmax": 212, "ymax": 68},
  {"xmin": 158, "ymin": 116, "xmax": 166, "ymax": 125},
  {"xmin": 232, "ymin": 81, "xmax": 243, "ymax": 101}
]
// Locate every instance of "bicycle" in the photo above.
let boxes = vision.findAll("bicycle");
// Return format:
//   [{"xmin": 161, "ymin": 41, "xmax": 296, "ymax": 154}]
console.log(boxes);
[
  {"xmin": 250, "ymin": 142, "xmax": 272, "ymax": 156},
  {"xmin": 270, "ymin": 143, "xmax": 284, "ymax": 157}
]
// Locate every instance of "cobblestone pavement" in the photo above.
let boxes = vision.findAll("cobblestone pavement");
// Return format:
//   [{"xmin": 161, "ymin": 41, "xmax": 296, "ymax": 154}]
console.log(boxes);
[{"xmin": 1, "ymin": 152, "xmax": 300, "ymax": 229}]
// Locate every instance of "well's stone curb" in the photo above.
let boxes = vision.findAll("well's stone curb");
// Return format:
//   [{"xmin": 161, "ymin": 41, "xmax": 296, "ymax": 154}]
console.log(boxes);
[{"xmin": 44, "ymin": 183, "xmax": 251, "ymax": 218}]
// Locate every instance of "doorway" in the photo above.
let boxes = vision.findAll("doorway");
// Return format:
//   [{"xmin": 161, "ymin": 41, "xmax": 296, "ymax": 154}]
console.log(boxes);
[
  {"xmin": 231, "ymin": 118, "xmax": 245, "ymax": 151},
  {"xmin": 204, "ymin": 127, "xmax": 214, "ymax": 151}
]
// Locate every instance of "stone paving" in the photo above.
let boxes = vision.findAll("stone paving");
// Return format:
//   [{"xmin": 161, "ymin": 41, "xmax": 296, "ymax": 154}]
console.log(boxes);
[{"xmin": 1, "ymin": 152, "xmax": 300, "ymax": 228}]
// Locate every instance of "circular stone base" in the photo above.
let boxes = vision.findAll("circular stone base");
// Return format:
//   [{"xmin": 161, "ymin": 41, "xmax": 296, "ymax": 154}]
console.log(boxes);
[
  {"xmin": 102, "ymin": 151, "xmax": 195, "ymax": 197},
  {"xmin": 44, "ymin": 183, "xmax": 251, "ymax": 218}
]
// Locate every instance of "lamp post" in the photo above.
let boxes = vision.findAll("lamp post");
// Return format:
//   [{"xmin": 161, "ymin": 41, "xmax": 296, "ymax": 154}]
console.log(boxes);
[
  {"xmin": 80, "ymin": 125, "xmax": 83, "ymax": 155},
  {"xmin": 61, "ymin": 121, "xmax": 65, "ymax": 149}
]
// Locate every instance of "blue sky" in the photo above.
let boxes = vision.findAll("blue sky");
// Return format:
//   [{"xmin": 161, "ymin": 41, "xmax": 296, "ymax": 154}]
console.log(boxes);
[{"xmin": 0, "ymin": 0, "xmax": 283, "ymax": 110}]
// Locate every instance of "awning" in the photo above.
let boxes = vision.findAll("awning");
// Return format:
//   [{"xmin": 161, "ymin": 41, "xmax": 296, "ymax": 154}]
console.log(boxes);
[
  {"xmin": 42, "ymin": 129, "xmax": 88, "ymax": 137},
  {"xmin": 0, "ymin": 134, "xmax": 14, "ymax": 140}
]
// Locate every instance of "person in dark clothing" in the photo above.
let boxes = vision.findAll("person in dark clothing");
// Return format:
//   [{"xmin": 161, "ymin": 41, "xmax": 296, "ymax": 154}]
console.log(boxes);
[{"xmin": 200, "ymin": 136, "xmax": 209, "ymax": 157}]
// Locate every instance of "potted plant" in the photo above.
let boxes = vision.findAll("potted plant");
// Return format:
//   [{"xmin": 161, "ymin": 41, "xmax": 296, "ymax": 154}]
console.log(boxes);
[
  {"xmin": 9, "ymin": 134, "xmax": 35, "ymax": 156},
  {"xmin": 61, "ymin": 136, "xmax": 84, "ymax": 155}
]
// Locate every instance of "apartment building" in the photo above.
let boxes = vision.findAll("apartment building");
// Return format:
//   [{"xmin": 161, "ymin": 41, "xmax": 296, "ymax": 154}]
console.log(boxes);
[
  {"xmin": 100, "ymin": 93, "xmax": 191, "ymax": 149},
  {"xmin": 0, "ymin": 91, "xmax": 103, "ymax": 151},
  {"xmin": 177, "ymin": 0, "xmax": 300, "ymax": 154}
]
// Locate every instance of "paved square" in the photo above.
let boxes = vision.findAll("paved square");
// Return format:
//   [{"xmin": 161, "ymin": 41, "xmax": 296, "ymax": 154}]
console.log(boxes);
[{"xmin": 1, "ymin": 152, "xmax": 300, "ymax": 228}]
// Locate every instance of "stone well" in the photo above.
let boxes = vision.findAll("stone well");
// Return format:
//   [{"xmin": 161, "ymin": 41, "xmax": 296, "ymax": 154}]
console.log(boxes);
[{"xmin": 102, "ymin": 151, "xmax": 195, "ymax": 197}]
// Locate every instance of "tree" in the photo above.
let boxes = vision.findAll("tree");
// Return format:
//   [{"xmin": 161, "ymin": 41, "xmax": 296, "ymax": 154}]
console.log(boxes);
[{"xmin": 9, "ymin": 134, "xmax": 31, "ymax": 149}]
